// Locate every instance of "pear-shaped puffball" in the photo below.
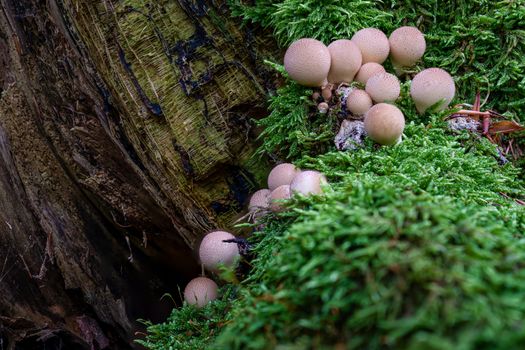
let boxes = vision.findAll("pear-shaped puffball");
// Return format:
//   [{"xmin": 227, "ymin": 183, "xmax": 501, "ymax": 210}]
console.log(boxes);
[
  {"xmin": 284, "ymin": 38, "xmax": 331, "ymax": 87},
  {"xmin": 351, "ymin": 28, "xmax": 390, "ymax": 64},
  {"xmin": 365, "ymin": 72, "xmax": 400, "ymax": 103},
  {"xmin": 327, "ymin": 39, "xmax": 362, "ymax": 84},
  {"xmin": 184, "ymin": 277, "xmax": 218, "ymax": 308},
  {"xmin": 364, "ymin": 103, "xmax": 405, "ymax": 145},
  {"xmin": 355, "ymin": 62, "xmax": 386, "ymax": 84},
  {"xmin": 290, "ymin": 170, "xmax": 327, "ymax": 196},
  {"xmin": 410, "ymin": 68, "xmax": 455, "ymax": 114},
  {"xmin": 199, "ymin": 231, "xmax": 239, "ymax": 271},
  {"xmin": 346, "ymin": 89, "xmax": 373, "ymax": 116},
  {"xmin": 389, "ymin": 26, "xmax": 426, "ymax": 72},
  {"xmin": 270, "ymin": 185, "xmax": 291, "ymax": 212},
  {"xmin": 249, "ymin": 189, "xmax": 270, "ymax": 212},
  {"xmin": 268, "ymin": 163, "xmax": 300, "ymax": 191}
]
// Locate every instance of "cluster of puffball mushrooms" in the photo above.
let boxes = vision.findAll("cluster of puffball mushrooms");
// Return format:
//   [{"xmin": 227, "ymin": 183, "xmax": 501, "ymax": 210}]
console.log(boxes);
[
  {"xmin": 284, "ymin": 27, "xmax": 455, "ymax": 148},
  {"xmin": 184, "ymin": 165, "xmax": 327, "ymax": 308},
  {"xmin": 183, "ymin": 26, "xmax": 456, "ymax": 308}
]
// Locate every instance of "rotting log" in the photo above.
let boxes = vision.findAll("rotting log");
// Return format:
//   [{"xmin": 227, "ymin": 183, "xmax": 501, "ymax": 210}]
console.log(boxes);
[{"xmin": 0, "ymin": 0, "xmax": 275, "ymax": 348}]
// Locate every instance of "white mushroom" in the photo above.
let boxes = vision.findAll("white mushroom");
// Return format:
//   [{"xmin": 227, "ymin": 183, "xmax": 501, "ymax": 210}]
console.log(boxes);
[
  {"xmin": 364, "ymin": 103, "xmax": 405, "ymax": 145},
  {"xmin": 268, "ymin": 163, "xmax": 300, "ymax": 191},
  {"xmin": 284, "ymin": 38, "xmax": 331, "ymax": 87},
  {"xmin": 365, "ymin": 72, "xmax": 400, "ymax": 103},
  {"xmin": 199, "ymin": 231, "xmax": 239, "ymax": 272},
  {"xmin": 269, "ymin": 185, "xmax": 291, "ymax": 212},
  {"xmin": 346, "ymin": 89, "xmax": 373, "ymax": 116},
  {"xmin": 410, "ymin": 68, "xmax": 455, "ymax": 114},
  {"xmin": 327, "ymin": 39, "xmax": 362, "ymax": 83},
  {"xmin": 184, "ymin": 277, "xmax": 218, "ymax": 308},
  {"xmin": 351, "ymin": 28, "xmax": 390, "ymax": 64},
  {"xmin": 290, "ymin": 170, "xmax": 327, "ymax": 196},
  {"xmin": 355, "ymin": 62, "xmax": 386, "ymax": 85},
  {"xmin": 389, "ymin": 26, "xmax": 426, "ymax": 74}
]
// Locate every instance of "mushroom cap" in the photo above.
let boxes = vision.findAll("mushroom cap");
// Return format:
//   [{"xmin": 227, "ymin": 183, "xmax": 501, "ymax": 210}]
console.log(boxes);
[
  {"xmin": 346, "ymin": 89, "xmax": 373, "ymax": 116},
  {"xmin": 268, "ymin": 163, "xmax": 300, "ymax": 191},
  {"xmin": 318, "ymin": 102, "xmax": 329, "ymax": 114},
  {"xmin": 270, "ymin": 185, "xmax": 291, "ymax": 212},
  {"xmin": 284, "ymin": 38, "xmax": 331, "ymax": 87},
  {"xmin": 199, "ymin": 231, "xmax": 239, "ymax": 271},
  {"xmin": 365, "ymin": 72, "xmax": 400, "ymax": 103},
  {"xmin": 327, "ymin": 39, "xmax": 362, "ymax": 84},
  {"xmin": 364, "ymin": 103, "xmax": 405, "ymax": 145},
  {"xmin": 184, "ymin": 277, "xmax": 218, "ymax": 308},
  {"xmin": 355, "ymin": 62, "xmax": 386, "ymax": 84},
  {"xmin": 321, "ymin": 85, "xmax": 333, "ymax": 101},
  {"xmin": 410, "ymin": 68, "xmax": 455, "ymax": 114},
  {"xmin": 351, "ymin": 28, "xmax": 390, "ymax": 64},
  {"xmin": 389, "ymin": 26, "xmax": 426, "ymax": 67},
  {"xmin": 290, "ymin": 170, "xmax": 327, "ymax": 196},
  {"xmin": 249, "ymin": 189, "xmax": 271, "ymax": 211}
]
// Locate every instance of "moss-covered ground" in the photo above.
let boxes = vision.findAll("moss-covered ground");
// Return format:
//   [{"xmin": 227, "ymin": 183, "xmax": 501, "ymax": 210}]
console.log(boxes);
[{"xmin": 137, "ymin": 1, "xmax": 525, "ymax": 349}]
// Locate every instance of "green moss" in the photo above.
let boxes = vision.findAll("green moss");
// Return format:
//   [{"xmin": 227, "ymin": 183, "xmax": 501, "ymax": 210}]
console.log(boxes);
[{"xmin": 139, "ymin": 1, "xmax": 525, "ymax": 349}]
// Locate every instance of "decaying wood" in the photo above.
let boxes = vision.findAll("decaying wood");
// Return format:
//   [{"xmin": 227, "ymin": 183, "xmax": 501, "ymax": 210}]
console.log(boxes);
[{"xmin": 0, "ymin": 0, "xmax": 275, "ymax": 348}]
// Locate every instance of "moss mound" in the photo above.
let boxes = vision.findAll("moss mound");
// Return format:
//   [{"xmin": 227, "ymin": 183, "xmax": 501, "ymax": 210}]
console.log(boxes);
[{"xmin": 137, "ymin": 1, "xmax": 525, "ymax": 349}]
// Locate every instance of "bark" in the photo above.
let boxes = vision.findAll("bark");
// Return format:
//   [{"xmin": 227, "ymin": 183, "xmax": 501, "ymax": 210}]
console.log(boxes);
[{"xmin": 0, "ymin": 0, "xmax": 274, "ymax": 348}]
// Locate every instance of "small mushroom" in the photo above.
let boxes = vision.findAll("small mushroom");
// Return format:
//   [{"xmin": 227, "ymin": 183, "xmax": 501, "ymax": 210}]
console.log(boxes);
[
  {"xmin": 365, "ymin": 72, "xmax": 400, "ymax": 103},
  {"xmin": 364, "ymin": 103, "xmax": 405, "ymax": 145},
  {"xmin": 184, "ymin": 277, "xmax": 218, "ymax": 308},
  {"xmin": 321, "ymin": 84, "xmax": 333, "ymax": 101},
  {"xmin": 355, "ymin": 62, "xmax": 386, "ymax": 85},
  {"xmin": 389, "ymin": 26, "xmax": 426, "ymax": 75},
  {"xmin": 327, "ymin": 39, "xmax": 362, "ymax": 83},
  {"xmin": 410, "ymin": 68, "xmax": 455, "ymax": 114},
  {"xmin": 199, "ymin": 230, "xmax": 240, "ymax": 272},
  {"xmin": 248, "ymin": 189, "xmax": 271, "ymax": 219},
  {"xmin": 290, "ymin": 170, "xmax": 327, "ymax": 196},
  {"xmin": 284, "ymin": 38, "xmax": 331, "ymax": 87},
  {"xmin": 269, "ymin": 185, "xmax": 291, "ymax": 212},
  {"xmin": 351, "ymin": 28, "xmax": 390, "ymax": 64},
  {"xmin": 346, "ymin": 89, "xmax": 373, "ymax": 116},
  {"xmin": 318, "ymin": 102, "xmax": 329, "ymax": 114},
  {"xmin": 268, "ymin": 163, "xmax": 300, "ymax": 191}
]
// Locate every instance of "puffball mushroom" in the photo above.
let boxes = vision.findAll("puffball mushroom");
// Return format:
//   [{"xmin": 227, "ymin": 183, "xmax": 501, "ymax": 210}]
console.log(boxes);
[
  {"xmin": 346, "ymin": 89, "xmax": 373, "ymax": 116},
  {"xmin": 269, "ymin": 185, "xmax": 291, "ymax": 212},
  {"xmin": 365, "ymin": 72, "xmax": 400, "ymax": 103},
  {"xmin": 268, "ymin": 163, "xmax": 300, "ymax": 191},
  {"xmin": 284, "ymin": 38, "xmax": 331, "ymax": 87},
  {"xmin": 249, "ymin": 189, "xmax": 270, "ymax": 211},
  {"xmin": 199, "ymin": 230, "xmax": 239, "ymax": 271},
  {"xmin": 327, "ymin": 39, "xmax": 362, "ymax": 83},
  {"xmin": 290, "ymin": 170, "xmax": 327, "ymax": 196},
  {"xmin": 410, "ymin": 68, "xmax": 455, "ymax": 114},
  {"xmin": 318, "ymin": 102, "xmax": 329, "ymax": 114},
  {"xmin": 351, "ymin": 28, "xmax": 390, "ymax": 64},
  {"xmin": 184, "ymin": 277, "xmax": 218, "ymax": 308},
  {"xmin": 364, "ymin": 103, "xmax": 405, "ymax": 145},
  {"xmin": 355, "ymin": 62, "xmax": 386, "ymax": 84},
  {"xmin": 389, "ymin": 26, "xmax": 426, "ymax": 74}
]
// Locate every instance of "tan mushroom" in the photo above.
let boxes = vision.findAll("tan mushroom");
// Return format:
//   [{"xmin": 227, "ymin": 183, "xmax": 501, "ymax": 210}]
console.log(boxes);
[
  {"xmin": 284, "ymin": 38, "xmax": 331, "ymax": 87},
  {"xmin": 269, "ymin": 185, "xmax": 291, "ymax": 212},
  {"xmin": 410, "ymin": 68, "xmax": 455, "ymax": 114},
  {"xmin": 389, "ymin": 26, "xmax": 426, "ymax": 74},
  {"xmin": 364, "ymin": 103, "xmax": 405, "ymax": 145},
  {"xmin": 327, "ymin": 39, "xmax": 362, "ymax": 83},
  {"xmin": 268, "ymin": 163, "xmax": 300, "ymax": 191},
  {"xmin": 346, "ymin": 89, "xmax": 373, "ymax": 116},
  {"xmin": 351, "ymin": 28, "xmax": 390, "ymax": 64},
  {"xmin": 355, "ymin": 62, "xmax": 386, "ymax": 84},
  {"xmin": 199, "ymin": 230, "xmax": 239, "ymax": 272},
  {"xmin": 184, "ymin": 277, "xmax": 218, "ymax": 308},
  {"xmin": 290, "ymin": 170, "xmax": 327, "ymax": 195},
  {"xmin": 365, "ymin": 72, "xmax": 400, "ymax": 103}
]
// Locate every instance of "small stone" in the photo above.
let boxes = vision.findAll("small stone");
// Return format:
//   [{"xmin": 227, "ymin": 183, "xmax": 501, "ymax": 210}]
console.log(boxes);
[
  {"xmin": 447, "ymin": 117, "xmax": 481, "ymax": 133},
  {"xmin": 334, "ymin": 120, "xmax": 367, "ymax": 151}
]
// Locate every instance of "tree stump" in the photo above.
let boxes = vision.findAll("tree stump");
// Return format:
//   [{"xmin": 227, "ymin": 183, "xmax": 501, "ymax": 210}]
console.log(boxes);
[{"xmin": 0, "ymin": 0, "xmax": 275, "ymax": 348}]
